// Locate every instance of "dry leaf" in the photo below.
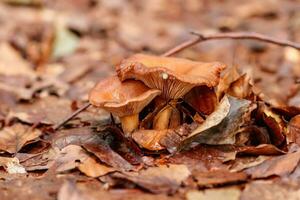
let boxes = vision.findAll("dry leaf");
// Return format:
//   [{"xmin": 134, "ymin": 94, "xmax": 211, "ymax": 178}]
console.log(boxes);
[
  {"xmin": 240, "ymin": 180, "xmax": 300, "ymax": 200},
  {"xmin": 132, "ymin": 129, "xmax": 169, "ymax": 151},
  {"xmin": 8, "ymin": 96, "xmax": 73, "ymax": 125},
  {"xmin": 0, "ymin": 124, "xmax": 41, "ymax": 154},
  {"xmin": 114, "ymin": 164, "xmax": 191, "ymax": 194},
  {"xmin": 0, "ymin": 43, "xmax": 35, "ymax": 79},
  {"xmin": 83, "ymin": 136, "xmax": 134, "ymax": 171},
  {"xmin": 179, "ymin": 96, "xmax": 252, "ymax": 150},
  {"xmin": 287, "ymin": 115, "xmax": 300, "ymax": 145},
  {"xmin": 186, "ymin": 187, "xmax": 241, "ymax": 200},
  {"xmin": 78, "ymin": 156, "xmax": 115, "ymax": 178},
  {"xmin": 245, "ymin": 149, "xmax": 300, "ymax": 178},
  {"xmin": 184, "ymin": 86, "xmax": 218, "ymax": 115},
  {"xmin": 0, "ymin": 157, "xmax": 26, "ymax": 174},
  {"xmin": 58, "ymin": 181, "xmax": 94, "ymax": 200},
  {"xmin": 193, "ymin": 170, "xmax": 247, "ymax": 187}
]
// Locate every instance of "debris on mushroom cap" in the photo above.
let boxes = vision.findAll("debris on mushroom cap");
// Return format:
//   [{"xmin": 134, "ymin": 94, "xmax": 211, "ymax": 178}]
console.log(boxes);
[
  {"xmin": 88, "ymin": 76, "xmax": 161, "ymax": 117},
  {"xmin": 116, "ymin": 54, "xmax": 227, "ymax": 99}
]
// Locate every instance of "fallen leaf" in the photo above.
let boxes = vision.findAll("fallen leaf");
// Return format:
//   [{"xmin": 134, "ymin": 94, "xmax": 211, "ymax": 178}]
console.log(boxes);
[
  {"xmin": 52, "ymin": 127, "xmax": 96, "ymax": 149},
  {"xmin": 163, "ymin": 144, "xmax": 236, "ymax": 173},
  {"xmin": 184, "ymin": 86, "xmax": 218, "ymax": 115},
  {"xmin": 287, "ymin": 115, "xmax": 300, "ymax": 145},
  {"xmin": 256, "ymin": 103, "xmax": 286, "ymax": 146},
  {"xmin": 0, "ymin": 123, "xmax": 41, "ymax": 154},
  {"xmin": 193, "ymin": 170, "xmax": 247, "ymax": 187},
  {"xmin": 132, "ymin": 129, "xmax": 169, "ymax": 151},
  {"xmin": 8, "ymin": 96, "xmax": 72, "ymax": 125},
  {"xmin": 83, "ymin": 136, "xmax": 134, "ymax": 171},
  {"xmin": 78, "ymin": 156, "xmax": 115, "ymax": 177},
  {"xmin": 230, "ymin": 156, "xmax": 270, "ymax": 172},
  {"xmin": 52, "ymin": 145, "xmax": 89, "ymax": 173},
  {"xmin": 217, "ymin": 66, "xmax": 241, "ymax": 99},
  {"xmin": 52, "ymin": 25, "xmax": 79, "ymax": 59},
  {"xmin": 236, "ymin": 144, "xmax": 286, "ymax": 156},
  {"xmin": 0, "ymin": 157, "xmax": 26, "ymax": 174},
  {"xmin": 245, "ymin": 149, "xmax": 300, "ymax": 178},
  {"xmin": 0, "ymin": 43, "xmax": 35, "ymax": 79},
  {"xmin": 240, "ymin": 180, "xmax": 300, "ymax": 200},
  {"xmin": 226, "ymin": 73, "xmax": 254, "ymax": 100},
  {"xmin": 186, "ymin": 187, "xmax": 241, "ymax": 200},
  {"xmin": 114, "ymin": 164, "xmax": 191, "ymax": 194},
  {"xmin": 179, "ymin": 96, "xmax": 252, "ymax": 150},
  {"xmin": 58, "ymin": 181, "xmax": 94, "ymax": 200}
]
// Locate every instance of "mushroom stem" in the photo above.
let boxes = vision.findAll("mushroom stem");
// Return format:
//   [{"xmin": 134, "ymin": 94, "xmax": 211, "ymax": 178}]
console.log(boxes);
[
  {"xmin": 153, "ymin": 100, "xmax": 177, "ymax": 130},
  {"xmin": 120, "ymin": 114, "xmax": 139, "ymax": 135}
]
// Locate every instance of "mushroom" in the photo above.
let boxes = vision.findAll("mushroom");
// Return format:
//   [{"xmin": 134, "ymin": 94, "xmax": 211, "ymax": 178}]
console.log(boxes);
[
  {"xmin": 89, "ymin": 76, "xmax": 161, "ymax": 135},
  {"xmin": 116, "ymin": 54, "xmax": 226, "ymax": 129}
]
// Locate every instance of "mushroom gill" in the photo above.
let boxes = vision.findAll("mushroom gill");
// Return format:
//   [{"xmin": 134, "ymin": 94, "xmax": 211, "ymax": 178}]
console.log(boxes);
[
  {"xmin": 116, "ymin": 54, "xmax": 226, "ymax": 129},
  {"xmin": 116, "ymin": 53, "xmax": 226, "ymax": 100}
]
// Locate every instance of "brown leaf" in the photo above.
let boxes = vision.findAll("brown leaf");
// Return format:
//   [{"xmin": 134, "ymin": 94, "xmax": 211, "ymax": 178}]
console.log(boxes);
[
  {"xmin": 193, "ymin": 170, "xmax": 247, "ymax": 187},
  {"xmin": 114, "ymin": 164, "xmax": 191, "ymax": 194},
  {"xmin": 0, "ymin": 124, "xmax": 41, "ymax": 154},
  {"xmin": 179, "ymin": 96, "xmax": 252, "ymax": 151},
  {"xmin": 240, "ymin": 180, "xmax": 300, "ymax": 200},
  {"xmin": 58, "ymin": 181, "xmax": 94, "ymax": 200},
  {"xmin": 132, "ymin": 129, "xmax": 169, "ymax": 151},
  {"xmin": 287, "ymin": 115, "xmax": 300, "ymax": 145},
  {"xmin": 186, "ymin": 187, "xmax": 241, "ymax": 200},
  {"xmin": 51, "ymin": 127, "xmax": 96, "ymax": 149},
  {"xmin": 166, "ymin": 144, "xmax": 236, "ymax": 172},
  {"xmin": 217, "ymin": 66, "xmax": 241, "ymax": 99},
  {"xmin": 8, "ymin": 96, "xmax": 73, "ymax": 125},
  {"xmin": 236, "ymin": 144, "xmax": 286, "ymax": 156},
  {"xmin": 184, "ymin": 86, "xmax": 218, "ymax": 115},
  {"xmin": 230, "ymin": 156, "xmax": 270, "ymax": 172},
  {"xmin": 0, "ymin": 43, "xmax": 35, "ymax": 79},
  {"xmin": 245, "ymin": 149, "xmax": 300, "ymax": 178},
  {"xmin": 83, "ymin": 136, "xmax": 134, "ymax": 171},
  {"xmin": 256, "ymin": 103, "xmax": 286, "ymax": 146},
  {"xmin": 51, "ymin": 145, "xmax": 89, "ymax": 173},
  {"xmin": 226, "ymin": 73, "xmax": 254, "ymax": 100},
  {"xmin": 78, "ymin": 156, "xmax": 115, "ymax": 178}
]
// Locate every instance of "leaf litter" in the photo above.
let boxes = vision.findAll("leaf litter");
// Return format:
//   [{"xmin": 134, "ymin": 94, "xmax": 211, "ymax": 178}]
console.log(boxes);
[{"xmin": 0, "ymin": 0, "xmax": 300, "ymax": 199}]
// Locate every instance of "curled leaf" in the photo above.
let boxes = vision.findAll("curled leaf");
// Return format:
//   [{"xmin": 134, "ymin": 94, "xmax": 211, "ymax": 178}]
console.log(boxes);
[
  {"xmin": 0, "ymin": 124, "xmax": 41, "ymax": 154},
  {"xmin": 179, "ymin": 96, "xmax": 252, "ymax": 151}
]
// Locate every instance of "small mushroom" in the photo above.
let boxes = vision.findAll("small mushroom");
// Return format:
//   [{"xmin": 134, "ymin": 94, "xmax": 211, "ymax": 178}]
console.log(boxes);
[
  {"xmin": 116, "ymin": 54, "xmax": 226, "ymax": 129},
  {"xmin": 89, "ymin": 76, "xmax": 161, "ymax": 135}
]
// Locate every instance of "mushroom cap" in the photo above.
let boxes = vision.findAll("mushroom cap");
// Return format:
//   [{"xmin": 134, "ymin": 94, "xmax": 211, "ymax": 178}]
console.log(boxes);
[
  {"xmin": 116, "ymin": 54, "xmax": 226, "ymax": 99},
  {"xmin": 89, "ymin": 76, "xmax": 161, "ymax": 117}
]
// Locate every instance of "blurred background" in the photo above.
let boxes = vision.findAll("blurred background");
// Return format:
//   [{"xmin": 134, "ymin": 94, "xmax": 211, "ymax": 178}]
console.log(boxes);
[{"xmin": 0, "ymin": 0, "xmax": 299, "ymax": 117}]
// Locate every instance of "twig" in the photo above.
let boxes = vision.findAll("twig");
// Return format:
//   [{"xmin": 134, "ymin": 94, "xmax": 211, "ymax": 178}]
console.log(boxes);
[
  {"xmin": 54, "ymin": 102, "xmax": 91, "ymax": 131},
  {"xmin": 163, "ymin": 31, "xmax": 300, "ymax": 56}
]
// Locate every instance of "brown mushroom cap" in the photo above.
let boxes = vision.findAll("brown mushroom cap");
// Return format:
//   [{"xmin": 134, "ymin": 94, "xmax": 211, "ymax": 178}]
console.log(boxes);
[
  {"xmin": 89, "ymin": 76, "xmax": 161, "ymax": 117},
  {"xmin": 116, "ymin": 54, "xmax": 226, "ymax": 99}
]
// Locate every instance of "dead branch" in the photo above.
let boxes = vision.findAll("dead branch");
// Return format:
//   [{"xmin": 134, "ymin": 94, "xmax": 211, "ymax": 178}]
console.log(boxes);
[
  {"xmin": 163, "ymin": 31, "xmax": 300, "ymax": 56},
  {"xmin": 54, "ymin": 102, "xmax": 91, "ymax": 131}
]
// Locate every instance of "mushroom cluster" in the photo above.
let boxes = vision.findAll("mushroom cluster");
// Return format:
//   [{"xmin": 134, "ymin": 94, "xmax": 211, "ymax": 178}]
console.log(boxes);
[{"xmin": 89, "ymin": 54, "xmax": 226, "ymax": 150}]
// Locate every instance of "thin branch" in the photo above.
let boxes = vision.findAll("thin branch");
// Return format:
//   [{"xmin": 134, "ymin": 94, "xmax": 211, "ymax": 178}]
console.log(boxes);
[
  {"xmin": 54, "ymin": 102, "xmax": 91, "ymax": 131},
  {"xmin": 163, "ymin": 31, "xmax": 300, "ymax": 56}
]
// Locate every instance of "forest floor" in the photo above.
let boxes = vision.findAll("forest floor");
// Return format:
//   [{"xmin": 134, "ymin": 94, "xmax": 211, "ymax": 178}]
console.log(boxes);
[{"xmin": 0, "ymin": 0, "xmax": 300, "ymax": 199}]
